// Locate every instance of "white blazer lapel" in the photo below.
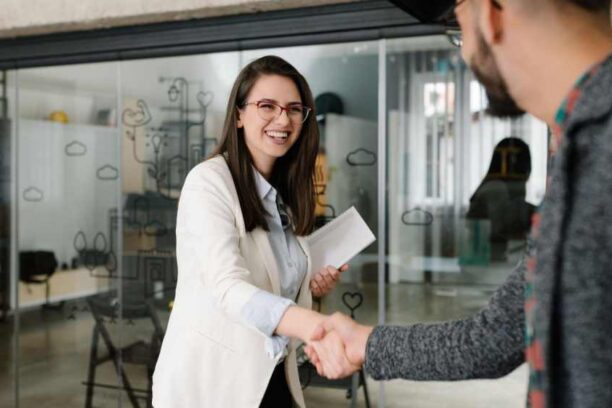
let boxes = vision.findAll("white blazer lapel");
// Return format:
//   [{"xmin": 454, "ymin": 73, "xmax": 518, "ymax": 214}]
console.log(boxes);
[
  {"xmin": 251, "ymin": 228, "xmax": 282, "ymax": 295},
  {"xmin": 295, "ymin": 236, "xmax": 313, "ymax": 307}
]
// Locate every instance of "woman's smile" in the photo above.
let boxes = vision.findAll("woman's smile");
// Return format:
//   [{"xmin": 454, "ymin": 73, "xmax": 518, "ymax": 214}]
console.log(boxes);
[{"xmin": 265, "ymin": 129, "xmax": 291, "ymax": 144}]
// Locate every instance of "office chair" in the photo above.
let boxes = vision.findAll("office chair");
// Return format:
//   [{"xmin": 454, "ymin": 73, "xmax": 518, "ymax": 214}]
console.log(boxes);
[
  {"xmin": 19, "ymin": 250, "xmax": 63, "ymax": 310},
  {"xmin": 84, "ymin": 291, "xmax": 165, "ymax": 408}
]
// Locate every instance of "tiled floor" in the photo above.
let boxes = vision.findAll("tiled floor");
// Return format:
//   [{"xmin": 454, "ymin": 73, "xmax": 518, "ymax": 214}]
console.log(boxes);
[{"xmin": 0, "ymin": 281, "xmax": 527, "ymax": 407}]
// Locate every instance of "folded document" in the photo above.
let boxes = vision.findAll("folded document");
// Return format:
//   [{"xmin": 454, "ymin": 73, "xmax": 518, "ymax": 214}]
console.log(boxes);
[{"xmin": 306, "ymin": 206, "xmax": 376, "ymax": 272}]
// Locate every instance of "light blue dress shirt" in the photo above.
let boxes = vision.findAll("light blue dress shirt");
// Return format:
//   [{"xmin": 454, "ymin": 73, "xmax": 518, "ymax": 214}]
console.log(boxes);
[{"xmin": 240, "ymin": 169, "xmax": 308, "ymax": 360}]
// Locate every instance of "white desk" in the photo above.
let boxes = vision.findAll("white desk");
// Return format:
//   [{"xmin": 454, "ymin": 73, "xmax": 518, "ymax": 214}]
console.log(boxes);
[{"xmin": 18, "ymin": 267, "xmax": 110, "ymax": 309}]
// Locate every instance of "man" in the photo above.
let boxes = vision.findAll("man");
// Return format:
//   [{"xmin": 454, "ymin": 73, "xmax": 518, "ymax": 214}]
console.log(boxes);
[{"xmin": 305, "ymin": 1, "xmax": 612, "ymax": 406}]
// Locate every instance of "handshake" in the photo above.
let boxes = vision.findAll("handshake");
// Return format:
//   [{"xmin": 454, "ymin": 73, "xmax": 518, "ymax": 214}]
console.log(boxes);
[{"xmin": 304, "ymin": 312, "xmax": 374, "ymax": 380}]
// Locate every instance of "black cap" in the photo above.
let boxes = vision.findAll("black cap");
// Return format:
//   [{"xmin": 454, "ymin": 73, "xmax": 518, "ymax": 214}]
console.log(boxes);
[{"xmin": 389, "ymin": 0, "xmax": 458, "ymax": 28}]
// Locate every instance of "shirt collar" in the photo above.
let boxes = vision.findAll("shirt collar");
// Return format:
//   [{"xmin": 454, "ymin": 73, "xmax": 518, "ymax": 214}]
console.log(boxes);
[
  {"xmin": 553, "ymin": 58, "xmax": 606, "ymax": 134},
  {"xmin": 253, "ymin": 168, "xmax": 276, "ymax": 202}
]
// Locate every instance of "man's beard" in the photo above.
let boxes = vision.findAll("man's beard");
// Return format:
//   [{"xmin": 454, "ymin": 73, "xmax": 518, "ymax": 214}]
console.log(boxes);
[{"xmin": 470, "ymin": 31, "xmax": 525, "ymax": 119}]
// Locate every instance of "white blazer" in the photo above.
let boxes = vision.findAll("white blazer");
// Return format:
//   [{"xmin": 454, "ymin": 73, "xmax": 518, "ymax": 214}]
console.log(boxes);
[{"xmin": 153, "ymin": 156, "xmax": 313, "ymax": 408}]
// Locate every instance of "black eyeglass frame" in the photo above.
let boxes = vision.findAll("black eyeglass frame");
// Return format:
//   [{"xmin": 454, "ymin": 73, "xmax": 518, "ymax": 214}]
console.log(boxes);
[
  {"xmin": 241, "ymin": 100, "xmax": 312, "ymax": 124},
  {"xmin": 444, "ymin": 0, "xmax": 504, "ymax": 48}
]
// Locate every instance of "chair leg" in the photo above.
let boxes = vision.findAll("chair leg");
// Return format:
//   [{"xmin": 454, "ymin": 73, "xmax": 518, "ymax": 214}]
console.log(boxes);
[
  {"xmin": 111, "ymin": 356, "xmax": 141, "ymax": 408},
  {"xmin": 85, "ymin": 326, "xmax": 99, "ymax": 408},
  {"xmin": 146, "ymin": 332, "xmax": 158, "ymax": 408},
  {"xmin": 146, "ymin": 365, "xmax": 154, "ymax": 408},
  {"xmin": 350, "ymin": 372, "xmax": 359, "ymax": 408},
  {"xmin": 95, "ymin": 310, "xmax": 141, "ymax": 408},
  {"xmin": 360, "ymin": 370, "xmax": 371, "ymax": 408}
]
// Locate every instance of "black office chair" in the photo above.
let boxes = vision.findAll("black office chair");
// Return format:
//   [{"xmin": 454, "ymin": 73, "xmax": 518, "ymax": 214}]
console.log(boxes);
[
  {"xmin": 19, "ymin": 250, "xmax": 63, "ymax": 310},
  {"xmin": 84, "ymin": 291, "xmax": 165, "ymax": 408},
  {"xmin": 299, "ymin": 291, "xmax": 371, "ymax": 408}
]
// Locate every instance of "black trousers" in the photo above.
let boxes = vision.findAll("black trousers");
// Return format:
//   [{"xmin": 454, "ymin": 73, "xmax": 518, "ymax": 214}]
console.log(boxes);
[{"xmin": 259, "ymin": 363, "xmax": 293, "ymax": 407}]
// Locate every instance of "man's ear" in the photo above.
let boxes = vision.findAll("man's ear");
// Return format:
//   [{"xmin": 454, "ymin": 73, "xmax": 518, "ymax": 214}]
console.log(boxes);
[{"xmin": 478, "ymin": 0, "xmax": 504, "ymax": 45}]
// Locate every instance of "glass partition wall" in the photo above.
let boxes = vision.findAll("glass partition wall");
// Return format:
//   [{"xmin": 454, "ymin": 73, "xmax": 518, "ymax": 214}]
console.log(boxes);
[
  {"xmin": 0, "ymin": 35, "xmax": 546, "ymax": 408},
  {"xmin": 14, "ymin": 62, "xmax": 121, "ymax": 407},
  {"xmin": 382, "ymin": 37, "xmax": 545, "ymax": 406},
  {"xmin": 0, "ymin": 69, "xmax": 16, "ymax": 408}
]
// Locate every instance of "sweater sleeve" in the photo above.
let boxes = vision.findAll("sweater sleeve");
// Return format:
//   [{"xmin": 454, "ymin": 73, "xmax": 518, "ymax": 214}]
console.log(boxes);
[{"xmin": 364, "ymin": 260, "xmax": 526, "ymax": 381}]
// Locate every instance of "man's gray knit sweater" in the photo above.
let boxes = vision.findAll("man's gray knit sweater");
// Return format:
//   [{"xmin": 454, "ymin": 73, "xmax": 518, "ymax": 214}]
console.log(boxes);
[{"xmin": 364, "ymin": 54, "xmax": 612, "ymax": 407}]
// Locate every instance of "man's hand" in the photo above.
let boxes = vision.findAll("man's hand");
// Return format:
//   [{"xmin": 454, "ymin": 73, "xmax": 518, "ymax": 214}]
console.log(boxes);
[
  {"xmin": 305, "ymin": 312, "xmax": 373, "ymax": 379},
  {"xmin": 310, "ymin": 264, "xmax": 348, "ymax": 298},
  {"xmin": 307, "ymin": 330, "xmax": 360, "ymax": 379}
]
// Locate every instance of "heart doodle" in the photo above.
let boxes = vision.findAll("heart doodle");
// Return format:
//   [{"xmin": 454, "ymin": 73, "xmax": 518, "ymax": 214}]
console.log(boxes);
[
  {"xmin": 197, "ymin": 91, "xmax": 214, "ymax": 108},
  {"xmin": 342, "ymin": 292, "xmax": 363, "ymax": 313}
]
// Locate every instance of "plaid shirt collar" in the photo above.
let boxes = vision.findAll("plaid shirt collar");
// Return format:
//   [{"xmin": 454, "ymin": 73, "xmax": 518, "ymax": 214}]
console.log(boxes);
[{"xmin": 552, "ymin": 57, "xmax": 608, "ymax": 138}]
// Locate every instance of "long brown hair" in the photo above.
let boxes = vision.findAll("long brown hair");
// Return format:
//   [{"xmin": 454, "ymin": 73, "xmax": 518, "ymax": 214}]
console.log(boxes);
[{"xmin": 211, "ymin": 55, "xmax": 319, "ymax": 236}]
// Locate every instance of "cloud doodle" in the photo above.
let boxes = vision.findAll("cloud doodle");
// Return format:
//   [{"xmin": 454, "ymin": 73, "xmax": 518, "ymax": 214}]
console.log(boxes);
[
  {"xmin": 346, "ymin": 148, "xmax": 377, "ymax": 166},
  {"xmin": 96, "ymin": 164, "xmax": 119, "ymax": 181},
  {"xmin": 22, "ymin": 187, "xmax": 44, "ymax": 202},
  {"xmin": 65, "ymin": 140, "xmax": 87, "ymax": 156},
  {"xmin": 401, "ymin": 208, "xmax": 434, "ymax": 226}
]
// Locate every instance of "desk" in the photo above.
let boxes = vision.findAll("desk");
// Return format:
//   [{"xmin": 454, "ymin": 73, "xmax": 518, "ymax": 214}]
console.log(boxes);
[{"xmin": 19, "ymin": 267, "xmax": 110, "ymax": 308}]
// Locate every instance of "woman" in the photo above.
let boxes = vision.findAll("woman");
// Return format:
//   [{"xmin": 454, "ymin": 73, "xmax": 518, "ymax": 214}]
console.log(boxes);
[
  {"xmin": 466, "ymin": 137, "xmax": 535, "ymax": 260},
  {"xmin": 152, "ymin": 56, "xmax": 351, "ymax": 408}
]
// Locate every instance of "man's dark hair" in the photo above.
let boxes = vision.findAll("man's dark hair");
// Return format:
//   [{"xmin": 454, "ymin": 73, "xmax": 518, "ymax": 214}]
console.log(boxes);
[
  {"xmin": 567, "ymin": 0, "xmax": 611, "ymax": 11},
  {"xmin": 390, "ymin": 0, "xmax": 610, "ymax": 24}
]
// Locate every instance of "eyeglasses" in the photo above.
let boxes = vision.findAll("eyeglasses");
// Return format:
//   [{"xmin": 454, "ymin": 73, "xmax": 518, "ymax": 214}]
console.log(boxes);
[
  {"xmin": 447, "ymin": 29, "xmax": 463, "ymax": 48},
  {"xmin": 443, "ymin": 0, "xmax": 467, "ymax": 47},
  {"xmin": 446, "ymin": 0, "xmax": 503, "ymax": 48},
  {"xmin": 242, "ymin": 100, "xmax": 312, "ymax": 124}
]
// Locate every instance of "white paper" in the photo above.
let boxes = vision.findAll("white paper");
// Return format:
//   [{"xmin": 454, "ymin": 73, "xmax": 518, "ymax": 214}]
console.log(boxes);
[{"xmin": 306, "ymin": 206, "xmax": 376, "ymax": 272}]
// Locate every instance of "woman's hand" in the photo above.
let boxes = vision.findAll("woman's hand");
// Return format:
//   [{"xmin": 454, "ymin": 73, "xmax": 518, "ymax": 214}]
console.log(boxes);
[
  {"xmin": 310, "ymin": 264, "xmax": 348, "ymax": 298},
  {"xmin": 307, "ymin": 328, "xmax": 361, "ymax": 379}
]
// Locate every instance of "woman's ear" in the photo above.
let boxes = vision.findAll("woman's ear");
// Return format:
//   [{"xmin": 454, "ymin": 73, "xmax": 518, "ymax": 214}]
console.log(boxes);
[{"xmin": 236, "ymin": 107, "xmax": 244, "ymax": 128}]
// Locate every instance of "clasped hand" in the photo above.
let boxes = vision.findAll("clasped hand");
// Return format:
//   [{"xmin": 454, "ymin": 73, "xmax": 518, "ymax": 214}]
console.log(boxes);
[{"xmin": 304, "ymin": 312, "xmax": 373, "ymax": 380}]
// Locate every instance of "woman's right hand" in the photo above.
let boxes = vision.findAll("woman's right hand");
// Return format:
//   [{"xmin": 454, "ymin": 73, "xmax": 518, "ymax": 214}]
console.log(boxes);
[{"xmin": 275, "ymin": 306, "xmax": 326, "ymax": 343}]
